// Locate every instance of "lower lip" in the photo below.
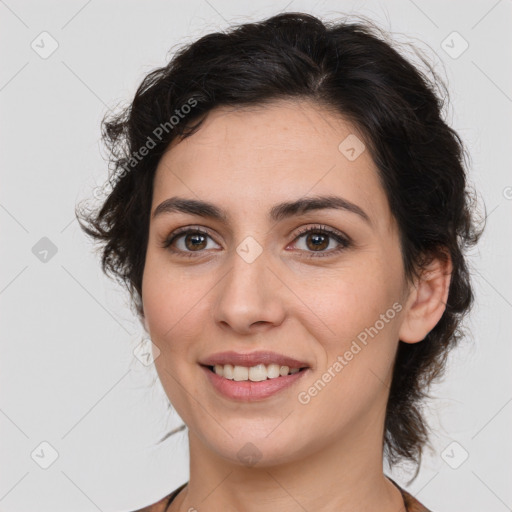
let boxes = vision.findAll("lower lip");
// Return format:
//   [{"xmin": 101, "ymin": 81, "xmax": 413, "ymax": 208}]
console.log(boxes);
[{"xmin": 201, "ymin": 365, "xmax": 309, "ymax": 402}]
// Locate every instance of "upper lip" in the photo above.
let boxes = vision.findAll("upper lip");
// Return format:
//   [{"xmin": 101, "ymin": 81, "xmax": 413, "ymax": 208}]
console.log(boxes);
[{"xmin": 199, "ymin": 351, "xmax": 310, "ymax": 369}]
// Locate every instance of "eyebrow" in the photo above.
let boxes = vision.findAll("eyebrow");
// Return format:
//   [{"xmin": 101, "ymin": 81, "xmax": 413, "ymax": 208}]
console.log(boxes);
[{"xmin": 152, "ymin": 195, "xmax": 371, "ymax": 226}]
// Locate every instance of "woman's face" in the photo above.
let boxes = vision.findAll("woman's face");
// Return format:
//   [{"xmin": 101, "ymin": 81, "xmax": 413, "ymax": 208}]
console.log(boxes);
[{"xmin": 142, "ymin": 99, "xmax": 412, "ymax": 467}]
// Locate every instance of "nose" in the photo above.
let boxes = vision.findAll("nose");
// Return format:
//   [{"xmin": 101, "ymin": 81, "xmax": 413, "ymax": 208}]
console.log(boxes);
[{"xmin": 212, "ymin": 247, "xmax": 287, "ymax": 334}]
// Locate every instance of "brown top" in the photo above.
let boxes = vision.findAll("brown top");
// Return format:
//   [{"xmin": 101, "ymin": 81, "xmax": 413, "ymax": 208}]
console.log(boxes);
[{"xmin": 131, "ymin": 477, "xmax": 432, "ymax": 511}]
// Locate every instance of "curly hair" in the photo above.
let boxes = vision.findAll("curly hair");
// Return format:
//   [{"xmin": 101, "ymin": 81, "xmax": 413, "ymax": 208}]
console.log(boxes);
[{"xmin": 76, "ymin": 12, "xmax": 485, "ymax": 475}]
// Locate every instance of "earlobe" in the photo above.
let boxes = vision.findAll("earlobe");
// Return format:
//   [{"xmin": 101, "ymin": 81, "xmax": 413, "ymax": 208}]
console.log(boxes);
[{"xmin": 398, "ymin": 254, "xmax": 452, "ymax": 344}]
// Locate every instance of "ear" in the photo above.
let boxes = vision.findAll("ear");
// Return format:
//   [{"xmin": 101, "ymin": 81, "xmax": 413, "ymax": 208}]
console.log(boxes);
[{"xmin": 398, "ymin": 253, "xmax": 452, "ymax": 344}]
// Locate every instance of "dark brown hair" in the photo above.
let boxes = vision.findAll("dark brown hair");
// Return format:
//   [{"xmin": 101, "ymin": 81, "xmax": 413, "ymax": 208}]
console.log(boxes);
[{"xmin": 76, "ymin": 12, "xmax": 484, "ymax": 475}]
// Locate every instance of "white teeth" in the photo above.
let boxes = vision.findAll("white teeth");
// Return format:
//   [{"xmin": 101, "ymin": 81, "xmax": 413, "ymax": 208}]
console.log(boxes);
[
  {"xmin": 267, "ymin": 364, "xmax": 281, "ymax": 379},
  {"xmin": 222, "ymin": 364, "xmax": 234, "ymax": 379},
  {"xmin": 233, "ymin": 366, "xmax": 249, "ymax": 381},
  {"xmin": 211, "ymin": 363, "xmax": 304, "ymax": 381},
  {"xmin": 249, "ymin": 364, "xmax": 267, "ymax": 382}
]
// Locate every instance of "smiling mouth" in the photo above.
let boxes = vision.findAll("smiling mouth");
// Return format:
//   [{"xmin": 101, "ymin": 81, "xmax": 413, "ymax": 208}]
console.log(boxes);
[{"xmin": 202, "ymin": 363, "xmax": 309, "ymax": 381}]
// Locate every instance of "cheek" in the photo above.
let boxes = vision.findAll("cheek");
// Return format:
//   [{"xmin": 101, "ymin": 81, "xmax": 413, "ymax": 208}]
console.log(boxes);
[
  {"xmin": 297, "ymin": 257, "xmax": 399, "ymax": 340},
  {"xmin": 141, "ymin": 252, "xmax": 183, "ymax": 342},
  {"xmin": 141, "ymin": 253, "xmax": 212, "ymax": 356},
  {"xmin": 296, "ymin": 267, "xmax": 401, "ymax": 425}
]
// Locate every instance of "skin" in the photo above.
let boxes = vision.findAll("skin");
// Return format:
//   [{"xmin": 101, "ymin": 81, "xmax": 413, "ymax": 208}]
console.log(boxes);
[{"xmin": 141, "ymin": 99, "xmax": 452, "ymax": 512}]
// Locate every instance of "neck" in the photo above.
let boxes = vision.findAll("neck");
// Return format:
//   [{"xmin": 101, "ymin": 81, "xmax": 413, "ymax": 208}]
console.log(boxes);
[{"xmin": 173, "ymin": 402, "xmax": 406, "ymax": 512}]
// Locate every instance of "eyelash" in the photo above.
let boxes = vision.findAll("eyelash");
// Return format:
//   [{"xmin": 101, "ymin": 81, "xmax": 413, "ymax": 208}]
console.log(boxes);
[{"xmin": 161, "ymin": 224, "xmax": 352, "ymax": 259}]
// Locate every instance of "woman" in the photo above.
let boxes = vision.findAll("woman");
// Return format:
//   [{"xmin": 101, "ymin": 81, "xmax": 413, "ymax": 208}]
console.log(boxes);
[{"xmin": 77, "ymin": 12, "xmax": 483, "ymax": 512}]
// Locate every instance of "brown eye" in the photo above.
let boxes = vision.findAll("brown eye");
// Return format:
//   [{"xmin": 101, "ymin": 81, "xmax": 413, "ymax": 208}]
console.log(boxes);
[
  {"xmin": 183, "ymin": 232, "xmax": 208, "ymax": 251},
  {"xmin": 162, "ymin": 224, "xmax": 351, "ymax": 259},
  {"xmin": 162, "ymin": 228, "xmax": 220, "ymax": 256},
  {"xmin": 304, "ymin": 232, "xmax": 330, "ymax": 251},
  {"xmin": 291, "ymin": 225, "xmax": 351, "ymax": 257}
]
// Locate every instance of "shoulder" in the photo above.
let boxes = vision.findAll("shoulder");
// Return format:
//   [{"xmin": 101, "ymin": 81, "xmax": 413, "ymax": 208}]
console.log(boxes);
[
  {"xmin": 130, "ymin": 494, "xmax": 171, "ymax": 512},
  {"xmin": 401, "ymin": 488, "xmax": 434, "ymax": 512},
  {"xmin": 131, "ymin": 480, "xmax": 434, "ymax": 512},
  {"xmin": 388, "ymin": 477, "xmax": 434, "ymax": 512},
  {"xmin": 129, "ymin": 482, "xmax": 188, "ymax": 512},
  {"xmin": 396, "ymin": 484, "xmax": 434, "ymax": 512}
]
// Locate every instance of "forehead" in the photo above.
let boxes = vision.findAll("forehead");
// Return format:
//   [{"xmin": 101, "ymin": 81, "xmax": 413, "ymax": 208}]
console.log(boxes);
[{"xmin": 152, "ymin": 99, "xmax": 392, "ymax": 231}]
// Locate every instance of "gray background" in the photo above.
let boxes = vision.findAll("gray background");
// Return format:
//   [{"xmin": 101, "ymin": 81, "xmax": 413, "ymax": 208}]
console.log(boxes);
[{"xmin": 1, "ymin": 0, "xmax": 511, "ymax": 511}]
